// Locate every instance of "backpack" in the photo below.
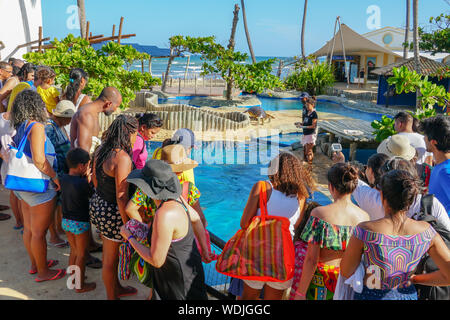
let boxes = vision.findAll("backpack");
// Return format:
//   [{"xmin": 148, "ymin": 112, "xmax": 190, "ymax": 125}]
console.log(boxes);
[{"xmin": 413, "ymin": 194, "xmax": 450, "ymax": 300}]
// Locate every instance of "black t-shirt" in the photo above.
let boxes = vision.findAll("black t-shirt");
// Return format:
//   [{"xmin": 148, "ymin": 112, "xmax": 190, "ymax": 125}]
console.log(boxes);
[
  {"xmin": 302, "ymin": 110, "xmax": 318, "ymax": 136},
  {"xmin": 60, "ymin": 174, "xmax": 94, "ymax": 222}
]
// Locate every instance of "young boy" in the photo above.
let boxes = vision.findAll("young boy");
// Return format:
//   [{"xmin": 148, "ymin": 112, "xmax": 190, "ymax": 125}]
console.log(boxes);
[{"xmin": 60, "ymin": 148, "xmax": 96, "ymax": 293}]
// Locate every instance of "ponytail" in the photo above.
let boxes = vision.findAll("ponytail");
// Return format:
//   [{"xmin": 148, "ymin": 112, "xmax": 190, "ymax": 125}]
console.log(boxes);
[{"xmin": 65, "ymin": 68, "xmax": 88, "ymax": 102}]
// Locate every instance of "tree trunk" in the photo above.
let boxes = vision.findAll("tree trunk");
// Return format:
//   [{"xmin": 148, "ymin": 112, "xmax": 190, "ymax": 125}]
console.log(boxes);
[
  {"xmin": 162, "ymin": 48, "xmax": 175, "ymax": 93},
  {"xmin": 301, "ymin": 0, "xmax": 308, "ymax": 58},
  {"xmin": 413, "ymin": 0, "xmax": 421, "ymax": 108},
  {"xmin": 241, "ymin": 0, "xmax": 256, "ymax": 64},
  {"xmin": 226, "ymin": 4, "xmax": 240, "ymax": 101},
  {"xmin": 77, "ymin": 0, "xmax": 87, "ymax": 39},
  {"xmin": 403, "ymin": 0, "xmax": 410, "ymax": 59}
]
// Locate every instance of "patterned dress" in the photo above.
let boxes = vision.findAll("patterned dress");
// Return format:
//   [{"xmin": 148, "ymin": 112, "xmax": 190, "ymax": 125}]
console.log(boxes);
[
  {"xmin": 300, "ymin": 216, "xmax": 353, "ymax": 300},
  {"xmin": 353, "ymin": 225, "xmax": 436, "ymax": 300}
]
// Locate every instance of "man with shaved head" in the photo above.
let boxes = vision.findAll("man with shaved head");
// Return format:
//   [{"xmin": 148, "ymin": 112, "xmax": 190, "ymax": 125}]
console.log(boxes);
[
  {"xmin": 69, "ymin": 87, "xmax": 122, "ymax": 264},
  {"xmin": 70, "ymin": 86, "xmax": 122, "ymax": 154}
]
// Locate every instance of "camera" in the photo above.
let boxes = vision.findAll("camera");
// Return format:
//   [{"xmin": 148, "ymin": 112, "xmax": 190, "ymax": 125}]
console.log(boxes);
[{"xmin": 331, "ymin": 143, "xmax": 342, "ymax": 152}]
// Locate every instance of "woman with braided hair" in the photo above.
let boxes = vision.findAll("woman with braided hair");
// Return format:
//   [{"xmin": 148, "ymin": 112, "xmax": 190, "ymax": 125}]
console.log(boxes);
[
  {"xmin": 90, "ymin": 114, "xmax": 138, "ymax": 299},
  {"xmin": 62, "ymin": 68, "xmax": 92, "ymax": 109}
]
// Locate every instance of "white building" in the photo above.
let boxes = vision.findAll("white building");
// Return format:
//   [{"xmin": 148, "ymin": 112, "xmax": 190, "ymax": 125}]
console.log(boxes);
[{"xmin": 0, "ymin": 0, "xmax": 43, "ymax": 61}]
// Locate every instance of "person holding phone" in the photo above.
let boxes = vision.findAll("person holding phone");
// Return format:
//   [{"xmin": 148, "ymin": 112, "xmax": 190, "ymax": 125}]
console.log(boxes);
[{"xmin": 296, "ymin": 96, "xmax": 318, "ymax": 164}]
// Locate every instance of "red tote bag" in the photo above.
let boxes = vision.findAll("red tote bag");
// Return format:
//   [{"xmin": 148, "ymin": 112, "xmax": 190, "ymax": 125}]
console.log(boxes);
[{"xmin": 215, "ymin": 181, "xmax": 295, "ymax": 282}]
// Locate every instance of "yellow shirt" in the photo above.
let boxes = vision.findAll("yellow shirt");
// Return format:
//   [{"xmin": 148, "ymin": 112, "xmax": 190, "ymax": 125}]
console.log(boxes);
[
  {"xmin": 37, "ymin": 86, "xmax": 59, "ymax": 114},
  {"xmin": 152, "ymin": 147, "xmax": 196, "ymax": 184}
]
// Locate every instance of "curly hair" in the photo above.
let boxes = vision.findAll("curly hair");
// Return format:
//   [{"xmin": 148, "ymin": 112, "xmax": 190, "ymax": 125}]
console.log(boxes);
[
  {"xmin": 268, "ymin": 152, "xmax": 316, "ymax": 198},
  {"xmin": 17, "ymin": 63, "xmax": 35, "ymax": 81},
  {"xmin": 10, "ymin": 89, "xmax": 47, "ymax": 129},
  {"xmin": 95, "ymin": 115, "xmax": 138, "ymax": 172},
  {"xmin": 136, "ymin": 113, "xmax": 163, "ymax": 129},
  {"xmin": 327, "ymin": 162, "xmax": 359, "ymax": 195},
  {"xmin": 36, "ymin": 66, "xmax": 56, "ymax": 82}
]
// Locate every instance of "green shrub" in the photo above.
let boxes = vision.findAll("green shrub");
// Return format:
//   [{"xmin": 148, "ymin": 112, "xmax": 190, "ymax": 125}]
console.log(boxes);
[{"xmin": 284, "ymin": 61, "xmax": 335, "ymax": 95}]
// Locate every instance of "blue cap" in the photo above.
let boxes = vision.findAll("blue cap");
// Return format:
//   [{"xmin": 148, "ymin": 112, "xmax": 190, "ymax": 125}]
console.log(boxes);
[
  {"xmin": 300, "ymin": 92, "xmax": 310, "ymax": 99},
  {"xmin": 171, "ymin": 128, "xmax": 196, "ymax": 150}
]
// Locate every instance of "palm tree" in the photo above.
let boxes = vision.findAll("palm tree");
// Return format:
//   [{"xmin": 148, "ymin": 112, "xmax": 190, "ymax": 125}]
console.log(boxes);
[
  {"xmin": 403, "ymin": 0, "xmax": 410, "ymax": 59},
  {"xmin": 241, "ymin": 0, "xmax": 256, "ymax": 64},
  {"xmin": 77, "ymin": 0, "xmax": 87, "ymax": 39},
  {"xmin": 413, "ymin": 0, "xmax": 421, "ymax": 108},
  {"xmin": 301, "ymin": 0, "xmax": 308, "ymax": 58}
]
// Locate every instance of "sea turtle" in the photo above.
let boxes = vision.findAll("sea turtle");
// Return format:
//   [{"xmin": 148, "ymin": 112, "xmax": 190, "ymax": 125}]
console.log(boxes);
[{"xmin": 244, "ymin": 106, "xmax": 275, "ymax": 125}]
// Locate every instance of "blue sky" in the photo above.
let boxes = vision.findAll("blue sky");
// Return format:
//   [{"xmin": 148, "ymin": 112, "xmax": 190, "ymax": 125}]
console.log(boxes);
[{"xmin": 42, "ymin": 0, "xmax": 449, "ymax": 57}]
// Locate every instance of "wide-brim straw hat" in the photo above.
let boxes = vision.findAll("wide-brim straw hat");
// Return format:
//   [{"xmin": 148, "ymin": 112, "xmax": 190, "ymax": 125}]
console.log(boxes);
[
  {"xmin": 126, "ymin": 159, "xmax": 181, "ymax": 200},
  {"xmin": 160, "ymin": 144, "xmax": 198, "ymax": 173},
  {"xmin": 377, "ymin": 134, "xmax": 416, "ymax": 161}
]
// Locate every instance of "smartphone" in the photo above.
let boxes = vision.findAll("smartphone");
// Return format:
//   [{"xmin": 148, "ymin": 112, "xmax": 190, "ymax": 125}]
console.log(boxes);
[{"xmin": 331, "ymin": 143, "xmax": 342, "ymax": 152}]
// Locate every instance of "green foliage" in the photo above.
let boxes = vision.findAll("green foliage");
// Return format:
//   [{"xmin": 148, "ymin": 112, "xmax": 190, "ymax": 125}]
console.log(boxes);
[
  {"xmin": 371, "ymin": 115, "xmax": 396, "ymax": 143},
  {"xmin": 284, "ymin": 59, "xmax": 335, "ymax": 95},
  {"xmin": 23, "ymin": 34, "xmax": 161, "ymax": 109},
  {"xmin": 371, "ymin": 65, "xmax": 448, "ymax": 142},
  {"xmin": 419, "ymin": 14, "xmax": 450, "ymax": 55},
  {"xmin": 169, "ymin": 35, "xmax": 283, "ymax": 98}
]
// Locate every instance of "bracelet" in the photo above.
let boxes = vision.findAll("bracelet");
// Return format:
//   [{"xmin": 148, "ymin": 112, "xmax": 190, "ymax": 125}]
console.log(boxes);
[
  {"xmin": 127, "ymin": 235, "xmax": 135, "ymax": 242},
  {"xmin": 294, "ymin": 291, "xmax": 306, "ymax": 298}
]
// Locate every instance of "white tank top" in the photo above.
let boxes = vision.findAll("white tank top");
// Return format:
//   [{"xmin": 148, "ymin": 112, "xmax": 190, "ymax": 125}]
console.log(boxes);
[
  {"xmin": 75, "ymin": 93, "xmax": 86, "ymax": 108},
  {"xmin": 256, "ymin": 180, "xmax": 300, "ymax": 238}
]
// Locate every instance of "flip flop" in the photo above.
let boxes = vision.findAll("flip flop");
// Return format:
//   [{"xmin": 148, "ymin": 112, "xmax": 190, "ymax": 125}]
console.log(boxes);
[
  {"xmin": 0, "ymin": 205, "xmax": 10, "ymax": 211},
  {"xmin": 13, "ymin": 225, "xmax": 24, "ymax": 230},
  {"xmin": 35, "ymin": 269, "xmax": 66, "ymax": 283},
  {"xmin": 86, "ymin": 256, "xmax": 102, "ymax": 269},
  {"xmin": 49, "ymin": 240, "xmax": 69, "ymax": 248},
  {"xmin": 0, "ymin": 213, "xmax": 11, "ymax": 221},
  {"xmin": 118, "ymin": 286, "xmax": 138, "ymax": 298},
  {"xmin": 29, "ymin": 259, "xmax": 59, "ymax": 274}
]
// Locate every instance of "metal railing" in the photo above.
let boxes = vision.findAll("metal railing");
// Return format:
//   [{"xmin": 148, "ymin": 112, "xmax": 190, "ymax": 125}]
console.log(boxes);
[{"xmin": 204, "ymin": 230, "xmax": 235, "ymax": 300}]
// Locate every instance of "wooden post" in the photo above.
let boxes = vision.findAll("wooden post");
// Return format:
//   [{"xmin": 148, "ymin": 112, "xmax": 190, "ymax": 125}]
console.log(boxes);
[
  {"xmin": 195, "ymin": 74, "xmax": 197, "ymax": 95},
  {"xmin": 85, "ymin": 21, "xmax": 90, "ymax": 40},
  {"xmin": 38, "ymin": 26, "xmax": 43, "ymax": 53},
  {"xmin": 141, "ymin": 58, "xmax": 144, "ymax": 74},
  {"xmin": 178, "ymin": 78, "xmax": 181, "ymax": 94},
  {"xmin": 112, "ymin": 24, "xmax": 116, "ymax": 37},
  {"xmin": 117, "ymin": 17, "xmax": 124, "ymax": 44}
]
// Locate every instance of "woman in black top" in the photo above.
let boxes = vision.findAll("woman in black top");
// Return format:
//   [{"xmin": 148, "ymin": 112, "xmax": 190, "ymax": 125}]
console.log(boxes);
[
  {"xmin": 300, "ymin": 96, "xmax": 318, "ymax": 164},
  {"xmin": 121, "ymin": 160, "xmax": 211, "ymax": 300},
  {"xmin": 90, "ymin": 115, "xmax": 138, "ymax": 300}
]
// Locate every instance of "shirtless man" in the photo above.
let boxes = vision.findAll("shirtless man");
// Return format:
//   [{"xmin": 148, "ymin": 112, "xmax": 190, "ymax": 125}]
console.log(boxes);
[
  {"xmin": 70, "ymin": 87, "xmax": 122, "ymax": 154},
  {"xmin": 70, "ymin": 87, "xmax": 121, "ymax": 267}
]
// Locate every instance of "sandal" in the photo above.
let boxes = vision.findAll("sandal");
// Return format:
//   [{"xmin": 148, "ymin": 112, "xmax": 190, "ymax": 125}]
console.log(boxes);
[
  {"xmin": 48, "ymin": 240, "xmax": 69, "ymax": 248},
  {"xmin": 0, "ymin": 205, "xmax": 10, "ymax": 211},
  {"xmin": 13, "ymin": 224, "xmax": 24, "ymax": 230},
  {"xmin": 118, "ymin": 286, "xmax": 138, "ymax": 298},
  {"xmin": 0, "ymin": 213, "xmax": 11, "ymax": 221},
  {"xmin": 86, "ymin": 256, "xmax": 102, "ymax": 269},
  {"xmin": 29, "ymin": 260, "xmax": 59, "ymax": 274},
  {"xmin": 35, "ymin": 269, "xmax": 66, "ymax": 283}
]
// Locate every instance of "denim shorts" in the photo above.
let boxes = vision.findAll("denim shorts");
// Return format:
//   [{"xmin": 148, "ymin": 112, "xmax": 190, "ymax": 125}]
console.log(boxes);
[{"xmin": 14, "ymin": 186, "xmax": 57, "ymax": 207}]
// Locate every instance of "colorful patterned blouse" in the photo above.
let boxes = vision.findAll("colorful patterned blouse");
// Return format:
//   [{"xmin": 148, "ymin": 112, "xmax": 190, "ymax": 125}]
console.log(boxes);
[
  {"xmin": 353, "ymin": 225, "xmax": 436, "ymax": 290},
  {"xmin": 131, "ymin": 175, "xmax": 201, "ymax": 222},
  {"xmin": 300, "ymin": 216, "xmax": 353, "ymax": 251}
]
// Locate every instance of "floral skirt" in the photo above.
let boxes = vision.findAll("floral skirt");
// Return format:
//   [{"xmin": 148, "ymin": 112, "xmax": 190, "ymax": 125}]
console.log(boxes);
[{"xmin": 89, "ymin": 193, "xmax": 123, "ymax": 242}]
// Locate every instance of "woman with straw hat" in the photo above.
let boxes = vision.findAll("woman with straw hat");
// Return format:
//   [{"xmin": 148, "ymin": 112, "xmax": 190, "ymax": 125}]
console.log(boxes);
[
  {"xmin": 125, "ymin": 144, "xmax": 207, "ymax": 228},
  {"xmin": 121, "ymin": 159, "xmax": 211, "ymax": 300}
]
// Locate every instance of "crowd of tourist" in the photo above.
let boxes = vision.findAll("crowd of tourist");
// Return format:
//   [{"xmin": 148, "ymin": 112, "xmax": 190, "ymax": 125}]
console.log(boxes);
[{"xmin": 0, "ymin": 58, "xmax": 449, "ymax": 301}]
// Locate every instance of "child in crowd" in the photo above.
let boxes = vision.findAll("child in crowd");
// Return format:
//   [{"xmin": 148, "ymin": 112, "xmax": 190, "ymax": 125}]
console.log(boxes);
[
  {"xmin": 289, "ymin": 201, "xmax": 321, "ymax": 300},
  {"xmin": 36, "ymin": 66, "xmax": 60, "ymax": 114},
  {"xmin": 132, "ymin": 113, "xmax": 163, "ymax": 170},
  {"xmin": 60, "ymin": 148, "xmax": 96, "ymax": 293}
]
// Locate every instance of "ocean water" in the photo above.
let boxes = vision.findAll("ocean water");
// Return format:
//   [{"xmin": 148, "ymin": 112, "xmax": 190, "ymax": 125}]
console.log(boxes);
[{"xmin": 129, "ymin": 55, "xmax": 294, "ymax": 79}]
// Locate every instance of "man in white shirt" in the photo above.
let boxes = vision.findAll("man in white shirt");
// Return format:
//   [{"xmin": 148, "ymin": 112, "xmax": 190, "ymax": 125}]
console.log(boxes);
[{"xmin": 394, "ymin": 112, "xmax": 433, "ymax": 164}]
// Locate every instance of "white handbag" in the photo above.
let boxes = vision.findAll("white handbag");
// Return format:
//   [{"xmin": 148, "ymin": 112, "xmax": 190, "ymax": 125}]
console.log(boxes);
[{"xmin": 4, "ymin": 122, "xmax": 55, "ymax": 193}]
